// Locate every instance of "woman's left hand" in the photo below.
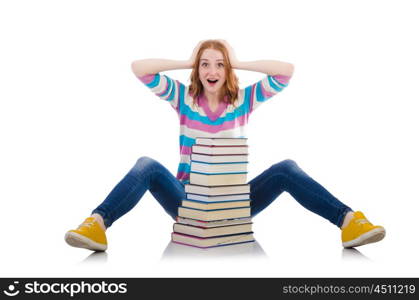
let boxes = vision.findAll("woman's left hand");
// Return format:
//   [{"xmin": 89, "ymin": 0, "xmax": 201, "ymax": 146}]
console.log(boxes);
[{"xmin": 217, "ymin": 39, "xmax": 239, "ymax": 68}]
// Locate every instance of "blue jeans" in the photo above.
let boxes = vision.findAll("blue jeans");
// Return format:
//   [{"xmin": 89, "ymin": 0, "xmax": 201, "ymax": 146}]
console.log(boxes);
[{"xmin": 92, "ymin": 157, "xmax": 352, "ymax": 228}]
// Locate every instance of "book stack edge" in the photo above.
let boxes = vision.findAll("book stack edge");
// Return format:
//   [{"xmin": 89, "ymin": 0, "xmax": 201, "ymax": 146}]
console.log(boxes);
[{"xmin": 171, "ymin": 138, "xmax": 255, "ymax": 249}]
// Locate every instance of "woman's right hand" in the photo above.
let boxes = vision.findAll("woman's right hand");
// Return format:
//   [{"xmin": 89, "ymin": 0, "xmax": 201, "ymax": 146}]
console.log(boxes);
[{"xmin": 188, "ymin": 40, "xmax": 204, "ymax": 67}]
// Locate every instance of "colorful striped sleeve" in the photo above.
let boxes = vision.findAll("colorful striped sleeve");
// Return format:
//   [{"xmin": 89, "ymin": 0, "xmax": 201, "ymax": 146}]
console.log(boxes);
[
  {"xmin": 243, "ymin": 74, "xmax": 291, "ymax": 113},
  {"xmin": 138, "ymin": 73, "xmax": 186, "ymax": 112}
]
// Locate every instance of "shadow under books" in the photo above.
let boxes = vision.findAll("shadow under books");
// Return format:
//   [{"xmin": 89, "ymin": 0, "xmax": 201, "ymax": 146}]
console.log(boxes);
[
  {"xmin": 79, "ymin": 242, "xmax": 369, "ymax": 263},
  {"xmin": 79, "ymin": 239, "xmax": 266, "ymax": 264},
  {"xmin": 160, "ymin": 239, "xmax": 267, "ymax": 260},
  {"xmin": 162, "ymin": 241, "xmax": 371, "ymax": 261}
]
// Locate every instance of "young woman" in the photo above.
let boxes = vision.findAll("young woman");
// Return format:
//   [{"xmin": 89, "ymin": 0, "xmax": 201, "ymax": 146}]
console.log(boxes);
[{"xmin": 65, "ymin": 40, "xmax": 385, "ymax": 252}]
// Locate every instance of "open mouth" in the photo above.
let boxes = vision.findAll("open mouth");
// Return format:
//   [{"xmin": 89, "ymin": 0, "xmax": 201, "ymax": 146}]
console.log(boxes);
[{"xmin": 207, "ymin": 79, "xmax": 218, "ymax": 85}]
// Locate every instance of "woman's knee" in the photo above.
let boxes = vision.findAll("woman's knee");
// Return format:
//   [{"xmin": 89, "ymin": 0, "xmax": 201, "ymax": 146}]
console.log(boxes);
[
  {"xmin": 132, "ymin": 156, "xmax": 160, "ymax": 173},
  {"xmin": 270, "ymin": 159, "xmax": 299, "ymax": 175}
]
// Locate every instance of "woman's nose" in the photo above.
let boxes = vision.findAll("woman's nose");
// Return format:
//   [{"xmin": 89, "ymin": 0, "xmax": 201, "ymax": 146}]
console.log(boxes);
[{"xmin": 208, "ymin": 66, "xmax": 218, "ymax": 75}]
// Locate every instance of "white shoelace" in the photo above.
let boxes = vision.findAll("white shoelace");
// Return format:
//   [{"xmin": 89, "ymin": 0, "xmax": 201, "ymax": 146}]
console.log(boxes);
[
  {"xmin": 355, "ymin": 218, "xmax": 370, "ymax": 225},
  {"xmin": 78, "ymin": 219, "xmax": 95, "ymax": 228}
]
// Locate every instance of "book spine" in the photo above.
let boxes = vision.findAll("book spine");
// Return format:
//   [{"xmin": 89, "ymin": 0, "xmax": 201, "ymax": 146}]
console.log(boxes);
[
  {"xmin": 187, "ymin": 192, "xmax": 250, "ymax": 197},
  {"xmin": 173, "ymin": 231, "xmax": 254, "ymax": 240},
  {"xmin": 172, "ymin": 231, "xmax": 254, "ymax": 240},
  {"xmin": 184, "ymin": 199, "xmax": 250, "ymax": 204},
  {"xmin": 190, "ymin": 160, "xmax": 248, "ymax": 165},
  {"xmin": 190, "ymin": 171, "xmax": 248, "ymax": 175},
  {"xmin": 171, "ymin": 240, "xmax": 255, "ymax": 249},
  {"xmin": 180, "ymin": 206, "xmax": 250, "ymax": 212},
  {"xmin": 174, "ymin": 222, "xmax": 253, "ymax": 230},
  {"xmin": 194, "ymin": 145, "xmax": 249, "ymax": 148}
]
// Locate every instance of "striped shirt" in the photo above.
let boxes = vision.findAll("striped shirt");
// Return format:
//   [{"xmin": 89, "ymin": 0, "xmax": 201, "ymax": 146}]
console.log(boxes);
[{"xmin": 138, "ymin": 73, "xmax": 291, "ymax": 183}]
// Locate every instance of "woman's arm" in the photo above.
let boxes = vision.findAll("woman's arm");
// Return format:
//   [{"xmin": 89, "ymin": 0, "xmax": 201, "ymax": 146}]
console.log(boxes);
[
  {"xmin": 131, "ymin": 41, "xmax": 205, "ymax": 77},
  {"xmin": 218, "ymin": 39, "xmax": 294, "ymax": 77},
  {"xmin": 131, "ymin": 59, "xmax": 191, "ymax": 77},
  {"xmin": 235, "ymin": 60, "xmax": 294, "ymax": 77}
]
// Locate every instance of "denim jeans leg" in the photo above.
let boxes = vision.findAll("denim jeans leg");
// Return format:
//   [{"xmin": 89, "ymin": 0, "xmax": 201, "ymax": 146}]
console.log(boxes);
[
  {"xmin": 91, "ymin": 156, "xmax": 185, "ymax": 228},
  {"xmin": 249, "ymin": 159, "xmax": 352, "ymax": 227}
]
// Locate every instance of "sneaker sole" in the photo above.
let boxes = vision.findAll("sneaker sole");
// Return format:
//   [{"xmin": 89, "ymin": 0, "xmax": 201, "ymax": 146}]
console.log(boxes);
[
  {"xmin": 342, "ymin": 227, "xmax": 386, "ymax": 248},
  {"xmin": 64, "ymin": 231, "xmax": 107, "ymax": 252}
]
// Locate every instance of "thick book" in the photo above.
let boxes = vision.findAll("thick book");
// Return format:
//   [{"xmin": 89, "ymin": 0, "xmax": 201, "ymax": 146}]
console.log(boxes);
[
  {"xmin": 176, "ymin": 216, "xmax": 252, "ymax": 228},
  {"xmin": 191, "ymin": 161, "xmax": 248, "ymax": 174},
  {"xmin": 185, "ymin": 184, "xmax": 250, "ymax": 196},
  {"xmin": 191, "ymin": 153, "xmax": 248, "ymax": 164},
  {"xmin": 182, "ymin": 199, "xmax": 251, "ymax": 210},
  {"xmin": 171, "ymin": 232, "xmax": 255, "ymax": 248},
  {"xmin": 178, "ymin": 206, "xmax": 251, "ymax": 221},
  {"xmin": 173, "ymin": 223, "xmax": 253, "ymax": 238},
  {"xmin": 192, "ymin": 145, "xmax": 248, "ymax": 155},
  {"xmin": 190, "ymin": 172, "xmax": 247, "ymax": 186},
  {"xmin": 195, "ymin": 137, "xmax": 247, "ymax": 146},
  {"xmin": 187, "ymin": 193, "xmax": 250, "ymax": 202}
]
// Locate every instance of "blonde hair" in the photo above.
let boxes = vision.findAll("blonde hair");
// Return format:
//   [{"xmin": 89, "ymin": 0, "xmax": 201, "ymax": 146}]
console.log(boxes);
[{"xmin": 189, "ymin": 40, "xmax": 239, "ymax": 106}]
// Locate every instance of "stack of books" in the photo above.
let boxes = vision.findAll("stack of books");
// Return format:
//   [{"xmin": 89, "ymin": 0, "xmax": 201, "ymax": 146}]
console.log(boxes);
[{"xmin": 171, "ymin": 137, "xmax": 255, "ymax": 248}]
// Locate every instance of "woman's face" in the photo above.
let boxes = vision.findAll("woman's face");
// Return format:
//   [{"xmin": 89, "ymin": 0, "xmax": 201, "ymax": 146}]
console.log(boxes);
[{"xmin": 198, "ymin": 48, "xmax": 226, "ymax": 95}]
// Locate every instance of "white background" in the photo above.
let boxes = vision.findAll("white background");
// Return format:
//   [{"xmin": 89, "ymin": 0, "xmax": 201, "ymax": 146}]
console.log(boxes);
[{"xmin": 1, "ymin": 0, "xmax": 418, "ymax": 277}]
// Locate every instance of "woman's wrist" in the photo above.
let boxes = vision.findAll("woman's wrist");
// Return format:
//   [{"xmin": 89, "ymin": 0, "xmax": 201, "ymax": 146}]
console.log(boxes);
[
  {"xmin": 232, "ymin": 60, "xmax": 244, "ymax": 70},
  {"xmin": 185, "ymin": 59, "xmax": 194, "ymax": 69}
]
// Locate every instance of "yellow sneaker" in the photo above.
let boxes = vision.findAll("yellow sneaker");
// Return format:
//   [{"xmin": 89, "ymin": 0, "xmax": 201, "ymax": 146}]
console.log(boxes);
[
  {"xmin": 342, "ymin": 211, "xmax": 385, "ymax": 248},
  {"xmin": 65, "ymin": 217, "xmax": 107, "ymax": 251}
]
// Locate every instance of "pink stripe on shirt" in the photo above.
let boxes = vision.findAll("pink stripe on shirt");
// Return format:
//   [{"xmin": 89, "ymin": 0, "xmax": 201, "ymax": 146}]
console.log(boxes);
[
  {"xmin": 138, "ymin": 74, "xmax": 155, "ymax": 84},
  {"xmin": 260, "ymin": 84, "xmax": 276, "ymax": 99},
  {"xmin": 180, "ymin": 146, "xmax": 192, "ymax": 155},
  {"xmin": 273, "ymin": 74, "xmax": 291, "ymax": 85},
  {"xmin": 177, "ymin": 171, "xmax": 189, "ymax": 181},
  {"xmin": 179, "ymin": 113, "xmax": 249, "ymax": 133}
]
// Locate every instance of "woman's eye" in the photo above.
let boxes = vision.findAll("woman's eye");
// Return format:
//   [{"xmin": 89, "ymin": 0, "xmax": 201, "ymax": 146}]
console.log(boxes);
[
  {"xmin": 202, "ymin": 63, "xmax": 208, "ymax": 67},
  {"xmin": 218, "ymin": 63, "xmax": 224, "ymax": 67}
]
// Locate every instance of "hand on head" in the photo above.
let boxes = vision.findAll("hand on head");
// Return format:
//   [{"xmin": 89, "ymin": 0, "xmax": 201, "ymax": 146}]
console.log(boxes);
[
  {"xmin": 216, "ymin": 39, "xmax": 239, "ymax": 68},
  {"xmin": 188, "ymin": 40, "xmax": 205, "ymax": 67}
]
